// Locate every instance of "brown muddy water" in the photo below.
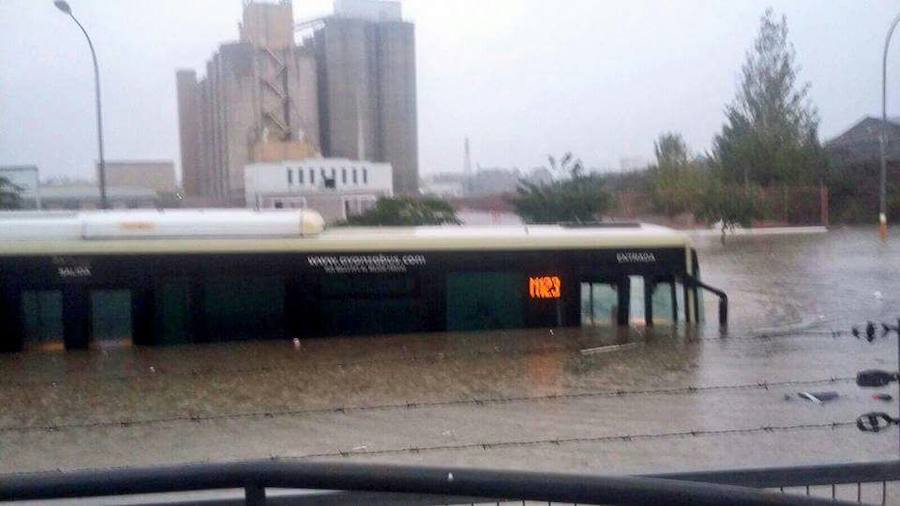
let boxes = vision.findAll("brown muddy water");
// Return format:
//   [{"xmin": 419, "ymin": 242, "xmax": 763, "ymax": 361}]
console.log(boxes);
[{"xmin": 2, "ymin": 227, "xmax": 899, "ymax": 487}]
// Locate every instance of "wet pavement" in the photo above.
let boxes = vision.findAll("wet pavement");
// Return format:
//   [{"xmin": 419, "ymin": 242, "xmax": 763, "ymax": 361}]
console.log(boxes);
[{"xmin": 2, "ymin": 226, "xmax": 900, "ymax": 482}]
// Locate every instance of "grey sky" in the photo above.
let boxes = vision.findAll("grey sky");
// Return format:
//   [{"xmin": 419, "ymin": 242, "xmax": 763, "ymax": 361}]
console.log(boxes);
[{"xmin": 1, "ymin": 0, "xmax": 898, "ymax": 181}]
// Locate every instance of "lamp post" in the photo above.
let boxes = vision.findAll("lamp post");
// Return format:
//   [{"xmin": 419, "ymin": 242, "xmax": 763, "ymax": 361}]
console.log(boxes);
[
  {"xmin": 879, "ymin": 12, "xmax": 900, "ymax": 241},
  {"xmin": 54, "ymin": 0, "xmax": 107, "ymax": 210}
]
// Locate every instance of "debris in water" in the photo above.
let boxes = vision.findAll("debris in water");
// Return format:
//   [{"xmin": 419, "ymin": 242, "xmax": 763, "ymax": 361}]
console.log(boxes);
[
  {"xmin": 149, "ymin": 366, "xmax": 156, "ymax": 373},
  {"xmin": 580, "ymin": 342, "xmax": 641, "ymax": 355},
  {"xmin": 753, "ymin": 317, "xmax": 827, "ymax": 338},
  {"xmin": 874, "ymin": 290, "xmax": 884, "ymax": 300},
  {"xmin": 796, "ymin": 391, "xmax": 839, "ymax": 404}
]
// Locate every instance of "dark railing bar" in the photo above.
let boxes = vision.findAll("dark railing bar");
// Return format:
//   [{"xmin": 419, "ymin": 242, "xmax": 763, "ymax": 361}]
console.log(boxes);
[
  {"xmin": 130, "ymin": 490, "xmax": 496, "ymax": 506},
  {"xmin": 0, "ymin": 460, "xmax": 844, "ymax": 506},
  {"xmin": 684, "ymin": 275, "xmax": 728, "ymax": 327},
  {"xmin": 650, "ymin": 460, "xmax": 900, "ymax": 488}
]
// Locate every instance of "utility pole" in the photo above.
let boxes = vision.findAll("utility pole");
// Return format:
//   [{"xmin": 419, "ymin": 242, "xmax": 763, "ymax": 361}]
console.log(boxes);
[
  {"xmin": 879, "ymin": 12, "xmax": 900, "ymax": 240},
  {"xmin": 54, "ymin": 0, "xmax": 108, "ymax": 209}
]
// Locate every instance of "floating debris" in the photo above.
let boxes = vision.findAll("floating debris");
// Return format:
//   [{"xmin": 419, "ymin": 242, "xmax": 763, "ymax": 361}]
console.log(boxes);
[
  {"xmin": 752, "ymin": 316, "xmax": 827, "ymax": 338},
  {"xmin": 796, "ymin": 391, "xmax": 839, "ymax": 404},
  {"xmin": 580, "ymin": 342, "xmax": 641, "ymax": 355}
]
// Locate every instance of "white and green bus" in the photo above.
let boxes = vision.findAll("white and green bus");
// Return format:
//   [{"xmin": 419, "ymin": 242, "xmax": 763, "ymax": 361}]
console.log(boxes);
[{"xmin": 0, "ymin": 210, "xmax": 725, "ymax": 352}]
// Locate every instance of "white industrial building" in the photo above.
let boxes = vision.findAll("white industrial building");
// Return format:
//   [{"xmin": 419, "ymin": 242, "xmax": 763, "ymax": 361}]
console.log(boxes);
[{"xmin": 244, "ymin": 158, "xmax": 393, "ymax": 223}]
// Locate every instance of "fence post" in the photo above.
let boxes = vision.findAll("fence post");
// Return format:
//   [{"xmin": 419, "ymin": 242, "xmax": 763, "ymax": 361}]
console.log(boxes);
[
  {"xmin": 783, "ymin": 186, "xmax": 788, "ymax": 224},
  {"xmin": 820, "ymin": 184, "xmax": 829, "ymax": 227}
]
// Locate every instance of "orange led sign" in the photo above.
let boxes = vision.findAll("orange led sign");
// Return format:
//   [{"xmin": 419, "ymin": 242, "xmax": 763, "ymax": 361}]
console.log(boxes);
[{"xmin": 529, "ymin": 276, "xmax": 561, "ymax": 299}]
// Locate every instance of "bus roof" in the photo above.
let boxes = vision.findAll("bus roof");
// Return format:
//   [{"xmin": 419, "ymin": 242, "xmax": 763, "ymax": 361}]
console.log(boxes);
[{"xmin": 0, "ymin": 223, "xmax": 690, "ymax": 256}]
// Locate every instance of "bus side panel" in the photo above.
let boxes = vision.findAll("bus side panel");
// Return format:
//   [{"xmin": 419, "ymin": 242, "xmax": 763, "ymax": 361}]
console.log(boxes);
[{"xmin": 0, "ymin": 269, "xmax": 24, "ymax": 352}]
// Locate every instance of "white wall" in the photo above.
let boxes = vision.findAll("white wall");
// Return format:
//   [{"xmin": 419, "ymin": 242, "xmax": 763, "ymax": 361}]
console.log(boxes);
[{"xmin": 244, "ymin": 158, "xmax": 393, "ymax": 221}]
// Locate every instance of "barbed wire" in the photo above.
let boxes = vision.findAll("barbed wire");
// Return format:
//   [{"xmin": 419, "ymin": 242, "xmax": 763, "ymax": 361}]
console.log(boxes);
[
  {"xmin": 295, "ymin": 421, "xmax": 858, "ymax": 459},
  {"xmin": 0, "ymin": 376, "xmax": 853, "ymax": 434},
  {"xmin": 0, "ymin": 420, "xmax": 861, "ymax": 480}
]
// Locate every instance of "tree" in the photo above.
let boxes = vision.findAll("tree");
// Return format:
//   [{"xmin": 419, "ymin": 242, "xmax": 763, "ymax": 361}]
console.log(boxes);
[
  {"xmin": 649, "ymin": 132, "xmax": 706, "ymax": 216},
  {"xmin": 713, "ymin": 9, "xmax": 825, "ymax": 187},
  {"xmin": 695, "ymin": 178, "xmax": 764, "ymax": 242},
  {"xmin": 341, "ymin": 196, "xmax": 461, "ymax": 226},
  {"xmin": 508, "ymin": 153, "xmax": 612, "ymax": 223},
  {"xmin": 655, "ymin": 132, "xmax": 690, "ymax": 169},
  {"xmin": 0, "ymin": 177, "xmax": 22, "ymax": 210}
]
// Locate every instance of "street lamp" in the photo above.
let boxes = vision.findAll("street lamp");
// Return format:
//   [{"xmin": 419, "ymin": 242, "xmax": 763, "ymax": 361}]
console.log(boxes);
[
  {"xmin": 54, "ymin": 0, "xmax": 108, "ymax": 209},
  {"xmin": 879, "ymin": 12, "xmax": 900, "ymax": 241}
]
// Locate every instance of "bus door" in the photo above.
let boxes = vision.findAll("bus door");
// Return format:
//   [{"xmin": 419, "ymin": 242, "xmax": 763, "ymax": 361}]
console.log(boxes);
[
  {"xmin": 20, "ymin": 289, "xmax": 64, "ymax": 351},
  {"xmin": 648, "ymin": 276, "xmax": 680, "ymax": 326},
  {"xmin": 579, "ymin": 278, "xmax": 619, "ymax": 327},
  {"xmin": 89, "ymin": 288, "xmax": 134, "ymax": 349}
]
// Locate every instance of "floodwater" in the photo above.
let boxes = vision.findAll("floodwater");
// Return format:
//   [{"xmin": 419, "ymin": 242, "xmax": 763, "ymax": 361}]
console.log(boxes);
[{"xmin": 2, "ymin": 227, "xmax": 900, "ymax": 489}]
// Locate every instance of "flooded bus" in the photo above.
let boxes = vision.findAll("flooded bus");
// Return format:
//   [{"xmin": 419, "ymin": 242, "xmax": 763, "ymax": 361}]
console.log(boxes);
[{"xmin": 0, "ymin": 210, "xmax": 723, "ymax": 352}]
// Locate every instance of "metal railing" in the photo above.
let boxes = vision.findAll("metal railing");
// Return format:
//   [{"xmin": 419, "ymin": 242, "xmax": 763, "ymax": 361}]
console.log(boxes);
[
  {"xmin": 653, "ymin": 460, "xmax": 900, "ymax": 504},
  {"xmin": 1, "ymin": 459, "xmax": 879, "ymax": 506},
  {"xmin": 685, "ymin": 275, "xmax": 728, "ymax": 326}
]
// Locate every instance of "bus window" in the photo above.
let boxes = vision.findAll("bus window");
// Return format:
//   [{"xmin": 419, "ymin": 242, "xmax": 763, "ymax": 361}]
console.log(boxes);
[
  {"xmin": 628, "ymin": 275, "xmax": 646, "ymax": 325},
  {"xmin": 155, "ymin": 278, "xmax": 192, "ymax": 345},
  {"xmin": 446, "ymin": 272, "xmax": 524, "ymax": 331},
  {"xmin": 580, "ymin": 282, "xmax": 617, "ymax": 326},
  {"xmin": 21, "ymin": 290, "xmax": 64, "ymax": 351},
  {"xmin": 652, "ymin": 281, "xmax": 675, "ymax": 325},
  {"xmin": 205, "ymin": 276, "xmax": 285, "ymax": 340},
  {"xmin": 90, "ymin": 289, "xmax": 133, "ymax": 348},
  {"xmin": 319, "ymin": 274, "xmax": 426, "ymax": 335}
]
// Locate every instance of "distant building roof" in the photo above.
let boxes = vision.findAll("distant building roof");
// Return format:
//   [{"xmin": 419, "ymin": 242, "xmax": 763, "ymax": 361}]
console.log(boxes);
[
  {"xmin": 825, "ymin": 116, "xmax": 900, "ymax": 166},
  {"xmin": 102, "ymin": 160, "xmax": 177, "ymax": 193},
  {"xmin": 334, "ymin": 0, "xmax": 402, "ymax": 22},
  {"xmin": 40, "ymin": 185, "xmax": 158, "ymax": 200}
]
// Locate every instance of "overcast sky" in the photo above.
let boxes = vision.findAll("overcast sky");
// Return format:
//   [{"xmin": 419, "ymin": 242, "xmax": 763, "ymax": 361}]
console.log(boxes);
[{"xmin": 1, "ymin": 0, "xmax": 899, "ymax": 181}]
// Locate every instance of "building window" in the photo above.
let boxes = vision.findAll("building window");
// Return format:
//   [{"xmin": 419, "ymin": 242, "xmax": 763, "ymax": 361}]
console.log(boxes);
[
  {"xmin": 309, "ymin": 169, "xmax": 315, "ymax": 185},
  {"xmin": 363, "ymin": 168, "xmax": 368, "ymax": 184},
  {"xmin": 287, "ymin": 169, "xmax": 293, "ymax": 185},
  {"xmin": 330, "ymin": 168, "xmax": 336, "ymax": 181},
  {"xmin": 298, "ymin": 168, "xmax": 304, "ymax": 184},
  {"xmin": 265, "ymin": 196, "xmax": 306, "ymax": 209},
  {"xmin": 352, "ymin": 168, "xmax": 358, "ymax": 184},
  {"xmin": 342, "ymin": 168, "xmax": 347, "ymax": 185},
  {"xmin": 342, "ymin": 195, "xmax": 377, "ymax": 219},
  {"xmin": 320, "ymin": 168, "xmax": 326, "ymax": 182}
]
